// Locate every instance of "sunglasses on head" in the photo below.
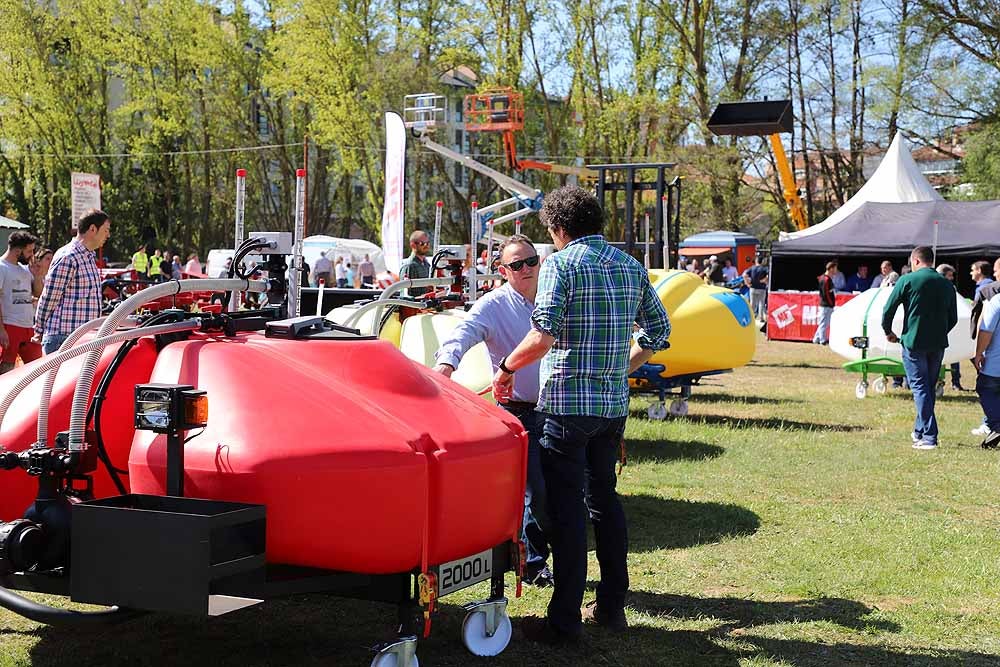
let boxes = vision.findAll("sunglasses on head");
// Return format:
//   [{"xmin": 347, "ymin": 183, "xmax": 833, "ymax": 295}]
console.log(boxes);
[
  {"xmin": 414, "ymin": 239, "xmax": 430, "ymax": 246},
  {"xmin": 503, "ymin": 255, "xmax": 540, "ymax": 271}
]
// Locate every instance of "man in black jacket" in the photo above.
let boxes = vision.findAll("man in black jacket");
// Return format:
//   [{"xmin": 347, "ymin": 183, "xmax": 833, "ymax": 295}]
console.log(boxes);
[{"xmin": 812, "ymin": 261, "xmax": 838, "ymax": 345}]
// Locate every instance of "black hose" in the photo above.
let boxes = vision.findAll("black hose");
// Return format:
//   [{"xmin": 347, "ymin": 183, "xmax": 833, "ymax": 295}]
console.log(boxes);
[
  {"xmin": 222, "ymin": 238, "xmax": 270, "ymax": 310},
  {"xmin": 0, "ymin": 585, "xmax": 141, "ymax": 626}
]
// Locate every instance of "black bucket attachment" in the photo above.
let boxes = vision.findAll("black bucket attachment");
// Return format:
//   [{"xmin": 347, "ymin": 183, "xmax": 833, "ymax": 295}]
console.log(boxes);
[{"xmin": 707, "ymin": 100, "xmax": 793, "ymax": 136}]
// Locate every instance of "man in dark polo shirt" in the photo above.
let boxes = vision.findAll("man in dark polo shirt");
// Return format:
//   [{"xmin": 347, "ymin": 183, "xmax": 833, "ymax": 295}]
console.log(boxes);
[
  {"xmin": 398, "ymin": 229, "xmax": 431, "ymax": 296},
  {"xmin": 882, "ymin": 246, "xmax": 958, "ymax": 450}
]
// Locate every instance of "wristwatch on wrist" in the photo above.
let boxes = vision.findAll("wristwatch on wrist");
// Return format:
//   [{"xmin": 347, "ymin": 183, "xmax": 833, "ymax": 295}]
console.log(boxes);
[{"xmin": 499, "ymin": 356, "xmax": 516, "ymax": 374}]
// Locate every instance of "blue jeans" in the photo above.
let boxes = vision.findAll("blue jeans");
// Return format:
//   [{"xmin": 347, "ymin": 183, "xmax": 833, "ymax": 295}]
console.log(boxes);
[
  {"xmin": 540, "ymin": 412, "xmax": 628, "ymax": 636},
  {"xmin": 900, "ymin": 346, "xmax": 944, "ymax": 444},
  {"xmin": 976, "ymin": 373, "xmax": 1000, "ymax": 433},
  {"xmin": 501, "ymin": 404, "xmax": 550, "ymax": 570},
  {"xmin": 41, "ymin": 333, "xmax": 69, "ymax": 355},
  {"xmin": 812, "ymin": 306, "xmax": 833, "ymax": 343}
]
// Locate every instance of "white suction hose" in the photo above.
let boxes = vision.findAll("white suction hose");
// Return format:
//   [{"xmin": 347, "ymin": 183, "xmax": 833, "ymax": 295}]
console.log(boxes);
[
  {"xmin": 0, "ymin": 320, "xmax": 201, "ymax": 441},
  {"xmin": 36, "ymin": 317, "xmax": 107, "ymax": 447},
  {"xmin": 66, "ymin": 278, "xmax": 266, "ymax": 451}
]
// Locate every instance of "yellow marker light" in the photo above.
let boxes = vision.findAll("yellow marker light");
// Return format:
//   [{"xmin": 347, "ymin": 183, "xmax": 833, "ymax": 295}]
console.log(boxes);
[{"xmin": 182, "ymin": 392, "xmax": 209, "ymax": 429}]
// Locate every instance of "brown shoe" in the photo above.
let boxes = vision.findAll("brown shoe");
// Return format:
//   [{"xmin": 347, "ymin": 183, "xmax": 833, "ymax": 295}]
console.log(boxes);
[
  {"xmin": 581, "ymin": 600, "xmax": 628, "ymax": 631},
  {"xmin": 520, "ymin": 615, "xmax": 580, "ymax": 644}
]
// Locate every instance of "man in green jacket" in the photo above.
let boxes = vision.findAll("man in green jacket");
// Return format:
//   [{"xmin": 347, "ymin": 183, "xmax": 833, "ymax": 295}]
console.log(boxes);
[{"xmin": 882, "ymin": 246, "xmax": 958, "ymax": 450}]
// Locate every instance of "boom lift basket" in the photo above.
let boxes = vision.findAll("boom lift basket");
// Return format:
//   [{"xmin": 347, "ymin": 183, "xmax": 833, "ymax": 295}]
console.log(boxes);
[{"xmin": 463, "ymin": 88, "xmax": 525, "ymax": 133}]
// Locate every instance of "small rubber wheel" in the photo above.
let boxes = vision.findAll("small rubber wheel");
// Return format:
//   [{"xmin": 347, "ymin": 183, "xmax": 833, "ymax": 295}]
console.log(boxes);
[
  {"xmin": 668, "ymin": 399, "xmax": 689, "ymax": 417},
  {"xmin": 370, "ymin": 652, "xmax": 419, "ymax": 667},
  {"xmin": 855, "ymin": 380, "xmax": 867, "ymax": 399},
  {"xmin": 461, "ymin": 609, "xmax": 512, "ymax": 657},
  {"xmin": 872, "ymin": 377, "xmax": 887, "ymax": 394},
  {"xmin": 647, "ymin": 403, "xmax": 668, "ymax": 420}
]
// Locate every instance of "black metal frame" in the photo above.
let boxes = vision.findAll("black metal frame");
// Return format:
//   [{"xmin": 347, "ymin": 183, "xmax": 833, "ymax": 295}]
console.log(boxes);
[
  {"xmin": 1, "ymin": 409, "xmax": 518, "ymax": 638},
  {"xmin": 588, "ymin": 163, "xmax": 681, "ymax": 268},
  {"xmin": 1, "ymin": 536, "xmax": 516, "ymax": 640}
]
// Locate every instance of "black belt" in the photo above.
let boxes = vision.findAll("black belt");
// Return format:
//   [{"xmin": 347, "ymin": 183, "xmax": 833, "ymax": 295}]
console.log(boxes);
[{"xmin": 501, "ymin": 401, "xmax": 537, "ymax": 412}]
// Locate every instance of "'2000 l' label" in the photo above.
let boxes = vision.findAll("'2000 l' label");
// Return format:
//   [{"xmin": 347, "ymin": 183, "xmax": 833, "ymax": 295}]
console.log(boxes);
[{"xmin": 437, "ymin": 548, "xmax": 493, "ymax": 596}]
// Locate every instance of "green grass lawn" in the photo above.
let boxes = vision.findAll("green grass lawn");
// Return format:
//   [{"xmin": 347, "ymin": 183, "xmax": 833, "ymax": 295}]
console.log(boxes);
[{"xmin": 3, "ymin": 335, "xmax": 1000, "ymax": 666}]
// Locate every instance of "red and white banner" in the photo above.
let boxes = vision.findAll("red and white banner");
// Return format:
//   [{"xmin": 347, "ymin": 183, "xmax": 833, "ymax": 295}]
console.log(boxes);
[
  {"xmin": 71, "ymin": 172, "xmax": 102, "ymax": 229},
  {"xmin": 767, "ymin": 291, "xmax": 857, "ymax": 342},
  {"xmin": 381, "ymin": 112, "xmax": 406, "ymax": 273}
]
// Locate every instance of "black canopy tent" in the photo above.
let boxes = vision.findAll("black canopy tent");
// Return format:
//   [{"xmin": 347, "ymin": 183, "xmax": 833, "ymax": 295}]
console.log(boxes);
[{"xmin": 770, "ymin": 200, "xmax": 1000, "ymax": 295}]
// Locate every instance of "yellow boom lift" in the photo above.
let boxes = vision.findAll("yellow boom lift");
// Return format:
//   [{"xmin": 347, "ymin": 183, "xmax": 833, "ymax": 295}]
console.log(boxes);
[{"xmin": 707, "ymin": 100, "xmax": 808, "ymax": 230}]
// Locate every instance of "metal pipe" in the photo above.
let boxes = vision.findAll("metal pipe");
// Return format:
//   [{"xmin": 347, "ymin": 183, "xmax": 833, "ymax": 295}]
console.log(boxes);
[
  {"xmin": 477, "ymin": 196, "xmax": 521, "ymax": 216},
  {"xmin": 315, "ymin": 279, "xmax": 325, "ymax": 317},
  {"xmin": 491, "ymin": 207, "xmax": 534, "ymax": 227},
  {"xmin": 470, "ymin": 203, "xmax": 479, "ymax": 304},
  {"xmin": 229, "ymin": 169, "xmax": 247, "ymax": 311},
  {"xmin": 433, "ymin": 200, "xmax": 443, "ymax": 257},
  {"xmin": 291, "ymin": 168, "xmax": 306, "ymax": 317}
]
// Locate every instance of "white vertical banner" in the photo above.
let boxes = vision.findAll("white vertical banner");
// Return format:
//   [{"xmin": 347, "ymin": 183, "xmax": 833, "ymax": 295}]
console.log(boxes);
[
  {"xmin": 71, "ymin": 172, "xmax": 102, "ymax": 230},
  {"xmin": 381, "ymin": 112, "xmax": 407, "ymax": 274}
]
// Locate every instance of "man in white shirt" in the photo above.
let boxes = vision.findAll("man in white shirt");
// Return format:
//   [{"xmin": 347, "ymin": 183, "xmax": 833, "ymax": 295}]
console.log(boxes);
[
  {"xmin": 0, "ymin": 231, "xmax": 45, "ymax": 373},
  {"xmin": 722, "ymin": 258, "xmax": 739, "ymax": 283},
  {"xmin": 334, "ymin": 257, "xmax": 348, "ymax": 288},
  {"xmin": 433, "ymin": 234, "xmax": 553, "ymax": 587},
  {"xmin": 312, "ymin": 251, "xmax": 333, "ymax": 286},
  {"xmin": 184, "ymin": 253, "xmax": 202, "ymax": 275}
]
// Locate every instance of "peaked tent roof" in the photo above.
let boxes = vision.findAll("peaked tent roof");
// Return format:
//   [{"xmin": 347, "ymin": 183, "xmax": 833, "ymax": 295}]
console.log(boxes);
[
  {"xmin": 777, "ymin": 133, "xmax": 942, "ymax": 241},
  {"xmin": 0, "ymin": 215, "xmax": 28, "ymax": 230},
  {"xmin": 771, "ymin": 200, "xmax": 1000, "ymax": 257}
]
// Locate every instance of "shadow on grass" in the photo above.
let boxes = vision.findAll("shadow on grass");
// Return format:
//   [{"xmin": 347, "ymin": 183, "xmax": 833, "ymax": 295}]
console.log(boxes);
[
  {"xmin": 735, "ymin": 635, "xmax": 1000, "ymax": 667},
  {"xmin": 748, "ymin": 360, "xmax": 841, "ymax": 370},
  {"xmin": 690, "ymin": 392, "xmax": 803, "ymax": 405},
  {"xmin": 18, "ymin": 595, "xmax": 1000, "ymax": 667},
  {"xmin": 622, "ymin": 494, "xmax": 759, "ymax": 553},
  {"xmin": 627, "ymin": 590, "xmax": 898, "ymax": 633},
  {"xmin": 688, "ymin": 414, "xmax": 867, "ymax": 432},
  {"xmin": 622, "ymin": 438, "xmax": 725, "ymax": 464}
]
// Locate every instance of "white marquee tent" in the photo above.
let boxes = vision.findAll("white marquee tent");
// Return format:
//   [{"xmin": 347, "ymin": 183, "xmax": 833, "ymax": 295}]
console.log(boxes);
[{"xmin": 778, "ymin": 133, "xmax": 942, "ymax": 242}]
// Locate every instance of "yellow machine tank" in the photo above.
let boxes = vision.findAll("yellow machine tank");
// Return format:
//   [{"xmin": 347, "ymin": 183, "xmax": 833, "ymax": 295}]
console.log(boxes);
[{"xmin": 631, "ymin": 269, "xmax": 756, "ymax": 418}]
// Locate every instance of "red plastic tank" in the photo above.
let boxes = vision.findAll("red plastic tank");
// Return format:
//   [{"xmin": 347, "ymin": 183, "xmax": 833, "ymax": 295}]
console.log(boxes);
[
  {"xmin": 126, "ymin": 333, "xmax": 527, "ymax": 573},
  {"xmin": 0, "ymin": 339, "xmax": 158, "ymax": 521}
]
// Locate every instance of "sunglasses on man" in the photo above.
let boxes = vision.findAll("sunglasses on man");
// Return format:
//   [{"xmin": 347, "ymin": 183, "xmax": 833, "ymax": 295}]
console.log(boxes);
[{"xmin": 502, "ymin": 255, "xmax": 540, "ymax": 272}]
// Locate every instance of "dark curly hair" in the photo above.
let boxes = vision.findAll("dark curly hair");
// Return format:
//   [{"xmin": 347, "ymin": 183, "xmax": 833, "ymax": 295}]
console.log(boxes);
[
  {"xmin": 7, "ymin": 231, "xmax": 40, "ymax": 249},
  {"xmin": 78, "ymin": 209, "xmax": 109, "ymax": 234},
  {"xmin": 539, "ymin": 186, "xmax": 604, "ymax": 239}
]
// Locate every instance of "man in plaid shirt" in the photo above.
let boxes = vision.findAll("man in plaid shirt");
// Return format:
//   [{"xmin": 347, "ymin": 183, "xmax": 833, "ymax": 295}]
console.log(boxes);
[
  {"xmin": 492, "ymin": 186, "xmax": 670, "ymax": 642},
  {"xmin": 34, "ymin": 209, "xmax": 111, "ymax": 354}
]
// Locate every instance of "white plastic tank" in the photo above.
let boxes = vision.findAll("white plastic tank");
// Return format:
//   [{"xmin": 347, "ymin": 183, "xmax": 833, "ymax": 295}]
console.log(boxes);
[{"xmin": 829, "ymin": 286, "xmax": 973, "ymax": 364}]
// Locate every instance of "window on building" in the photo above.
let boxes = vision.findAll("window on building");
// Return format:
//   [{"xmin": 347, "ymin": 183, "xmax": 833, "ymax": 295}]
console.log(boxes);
[
  {"xmin": 454, "ymin": 163, "xmax": 463, "ymax": 187},
  {"xmin": 455, "ymin": 98, "xmax": 463, "ymax": 122},
  {"xmin": 455, "ymin": 129, "xmax": 463, "ymax": 148}
]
